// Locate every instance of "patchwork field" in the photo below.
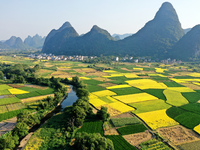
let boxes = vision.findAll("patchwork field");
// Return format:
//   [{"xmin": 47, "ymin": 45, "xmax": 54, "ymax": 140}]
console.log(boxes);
[{"xmin": 3, "ymin": 56, "xmax": 200, "ymax": 149}]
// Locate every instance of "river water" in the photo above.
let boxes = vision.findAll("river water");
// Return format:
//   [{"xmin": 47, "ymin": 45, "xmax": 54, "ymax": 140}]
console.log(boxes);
[
  {"xmin": 16, "ymin": 85, "xmax": 78, "ymax": 150},
  {"xmin": 61, "ymin": 85, "xmax": 78, "ymax": 110}
]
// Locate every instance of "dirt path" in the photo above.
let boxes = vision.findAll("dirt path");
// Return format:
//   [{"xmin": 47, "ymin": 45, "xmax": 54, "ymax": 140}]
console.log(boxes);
[
  {"xmin": 17, "ymin": 132, "xmax": 34, "ymax": 150},
  {"xmin": 0, "ymin": 117, "xmax": 17, "ymax": 136}
]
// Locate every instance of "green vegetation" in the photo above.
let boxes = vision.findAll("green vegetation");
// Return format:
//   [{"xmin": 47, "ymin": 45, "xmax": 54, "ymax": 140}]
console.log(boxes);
[
  {"xmin": 106, "ymin": 135, "xmax": 137, "ymax": 150},
  {"xmin": 176, "ymin": 140, "xmax": 200, "ymax": 150},
  {"xmin": 0, "ymin": 84, "xmax": 13, "ymax": 90},
  {"xmin": 16, "ymin": 88, "xmax": 54, "ymax": 99},
  {"xmin": 0, "ymin": 97, "xmax": 21, "ymax": 105},
  {"xmin": 100, "ymin": 96, "xmax": 114, "ymax": 103},
  {"xmin": 163, "ymin": 81, "xmax": 185, "ymax": 87},
  {"xmin": 77, "ymin": 120, "xmax": 104, "ymax": 136},
  {"xmin": 16, "ymin": 91, "xmax": 41, "ymax": 99},
  {"xmin": 140, "ymin": 139, "xmax": 171, "ymax": 150},
  {"xmin": 86, "ymin": 84, "xmax": 105, "ymax": 92},
  {"xmin": 180, "ymin": 103, "xmax": 200, "ymax": 115},
  {"xmin": 117, "ymin": 124, "xmax": 147, "ymax": 135},
  {"xmin": 130, "ymin": 99, "xmax": 171, "ymax": 114},
  {"xmin": 0, "ymin": 105, "xmax": 8, "ymax": 114},
  {"xmin": 97, "ymin": 106, "xmax": 110, "ymax": 122},
  {"xmin": 0, "ymin": 89, "xmax": 11, "ymax": 95},
  {"xmin": 182, "ymin": 92, "xmax": 200, "ymax": 103},
  {"xmin": 164, "ymin": 89, "xmax": 188, "ymax": 106},
  {"xmin": 111, "ymin": 117, "xmax": 141, "ymax": 127},
  {"xmin": 74, "ymin": 132, "xmax": 114, "ymax": 150},
  {"xmin": 19, "ymin": 86, "xmax": 40, "ymax": 92},
  {"xmin": 143, "ymin": 89, "xmax": 166, "ymax": 100},
  {"xmin": 166, "ymin": 106, "xmax": 200, "ymax": 129},
  {"xmin": 0, "ymin": 109, "xmax": 26, "ymax": 122},
  {"xmin": 109, "ymin": 87, "xmax": 142, "ymax": 96}
]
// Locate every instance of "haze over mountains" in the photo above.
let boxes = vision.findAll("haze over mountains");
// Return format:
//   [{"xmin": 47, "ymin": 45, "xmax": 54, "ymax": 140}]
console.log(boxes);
[
  {"xmin": 41, "ymin": 2, "xmax": 200, "ymax": 60},
  {"xmin": 1, "ymin": 2, "xmax": 200, "ymax": 61},
  {"xmin": 0, "ymin": 34, "xmax": 45, "ymax": 50}
]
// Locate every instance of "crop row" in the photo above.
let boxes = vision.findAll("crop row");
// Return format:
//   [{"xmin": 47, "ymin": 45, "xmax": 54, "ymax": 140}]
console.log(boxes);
[
  {"xmin": 77, "ymin": 120, "xmax": 104, "ymax": 136},
  {"xmin": 106, "ymin": 135, "xmax": 137, "ymax": 150}
]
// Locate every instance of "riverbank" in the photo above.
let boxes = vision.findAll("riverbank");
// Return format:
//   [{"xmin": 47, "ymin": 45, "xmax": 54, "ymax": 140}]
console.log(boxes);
[{"xmin": 17, "ymin": 85, "xmax": 78, "ymax": 150}]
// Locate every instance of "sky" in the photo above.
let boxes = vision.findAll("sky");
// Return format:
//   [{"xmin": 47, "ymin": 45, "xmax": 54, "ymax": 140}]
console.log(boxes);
[{"xmin": 0, "ymin": 0, "xmax": 200, "ymax": 40}]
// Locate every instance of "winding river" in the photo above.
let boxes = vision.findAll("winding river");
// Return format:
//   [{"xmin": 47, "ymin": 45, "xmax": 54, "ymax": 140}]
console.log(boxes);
[{"xmin": 16, "ymin": 85, "xmax": 78, "ymax": 150}]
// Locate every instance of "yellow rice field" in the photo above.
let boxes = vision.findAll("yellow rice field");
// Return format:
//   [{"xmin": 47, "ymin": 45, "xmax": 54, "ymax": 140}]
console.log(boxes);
[
  {"xmin": 102, "ymin": 74, "xmax": 124, "ymax": 78},
  {"xmin": 21, "ymin": 94, "xmax": 55, "ymax": 103},
  {"xmin": 103, "ymin": 70, "xmax": 117, "ymax": 73},
  {"xmin": 167, "ymin": 87, "xmax": 194, "ymax": 92},
  {"xmin": 108, "ymin": 102, "xmax": 135, "ymax": 113},
  {"xmin": 89, "ymin": 98, "xmax": 107, "ymax": 108},
  {"xmin": 155, "ymin": 68, "xmax": 167, "ymax": 73},
  {"xmin": 113, "ymin": 93, "xmax": 158, "ymax": 104},
  {"xmin": 137, "ymin": 109, "xmax": 179, "ymax": 130},
  {"xmin": 8, "ymin": 88, "xmax": 29, "ymax": 95},
  {"xmin": 126, "ymin": 79, "xmax": 167, "ymax": 89},
  {"xmin": 188, "ymin": 73, "xmax": 200, "ymax": 77},
  {"xmin": 92, "ymin": 90, "xmax": 117, "ymax": 97},
  {"xmin": 106, "ymin": 84, "xmax": 131, "ymax": 89},
  {"xmin": 148, "ymin": 74, "xmax": 167, "ymax": 77},
  {"xmin": 194, "ymin": 124, "xmax": 200, "ymax": 134},
  {"xmin": 133, "ymin": 68, "xmax": 143, "ymax": 70},
  {"xmin": 79, "ymin": 77, "xmax": 91, "ymax": 80},
  {"xmin": 123, "ymin": 73, "xmax": 140, "ymax": 78}
]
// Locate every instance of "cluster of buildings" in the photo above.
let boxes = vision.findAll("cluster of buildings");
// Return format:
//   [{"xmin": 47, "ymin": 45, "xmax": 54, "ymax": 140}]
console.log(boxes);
[
  {"xmin": 27, "ymin": 53, "xmax": 181, "ymax": 64},
  {"xmin": 28, "ymin": 53, "xmax": 96, "ymax": 61}
]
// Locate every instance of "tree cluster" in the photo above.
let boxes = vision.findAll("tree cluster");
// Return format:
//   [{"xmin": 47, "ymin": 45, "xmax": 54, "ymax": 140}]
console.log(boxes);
[{"xmin": 73, "ymin": 132, "xmax": 114, "ymax": 150}]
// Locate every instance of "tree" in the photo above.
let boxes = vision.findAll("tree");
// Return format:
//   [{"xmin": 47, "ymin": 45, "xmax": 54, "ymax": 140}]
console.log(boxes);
[
  {"xmin": 0, "ymin": 71, "xmax": 4, "ymax": 79},
  {"xmin": 73, "ymin": 132, "xmax": 114, "ymax": 150},
  {"xmin": 13, "ymin": 122, "xmax": 29, "ymax": 138},
  {"xmin": 97, "ymin": 106, "xmax": 110, "ymax": 121},
  {"xmin": 76, "ymin": 88, "xmax": 89, "ymax": 99}
]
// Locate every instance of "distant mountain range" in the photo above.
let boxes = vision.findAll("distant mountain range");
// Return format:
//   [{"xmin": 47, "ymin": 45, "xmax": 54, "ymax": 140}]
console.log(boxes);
[
  {"xmin": 43, "ymin": 2, "xmax": 194, "ymax": 60},
  {"xmin": 0, "ymin": 34, "xmax": 45, "ymax": 50},
  {"xmin": 1, "ymin": 2, "xmax": 199, "ymax": 61},
  {"xmin": 112, "ymin": 33, "xmax": 133, "ymax": 40}
]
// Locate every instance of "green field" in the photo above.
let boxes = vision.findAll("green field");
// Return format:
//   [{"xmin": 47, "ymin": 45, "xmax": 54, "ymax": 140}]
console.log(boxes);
[
  {"xmin": 140, "ymin": 139, "xmax": 171, "ymax": 150},
  {"xmin": 143, "ymin": 89, "xmax": 166, "ymax": 100},
  {"xmin": 163, "ymin": 81, "xmax": 185, "ymax": 87},
  {"xmin": 130, "ymin": 99, "xmax": 171, "ymax": 114},
  {"xmin": 86, "ymin": 84, "xmax": 105, "ymax": 92},
  {"xmin": 77, "ymin": 120, "xmax": 104, "ymax": 136},
  {"xmin": 16, "ymin": 88, "xmax": 54, "ymax": 99},
  {"xmin": 19, "ymin": 86, "xmax": 40, "ymax": 92},
  {"xmin": 166, "ymin": 106, "xmax": 200, "ymax": 129},
  {"xmin": 164, "ymin": 89, "xmax": 188, "ymax": 106},
  {"xmin": 0, "ymin": 105, "xmax": 8, "ymax": 114},
  {"xmin": 0, "ymin": 97, "xmax": 21, "ymax": 105},
  {"xmin": 0, "ymin": 109, "xmax": 26, "ymax": 122},
  {"xmin": 182, "ymin": 92, "xmax": 200, "ymax": 103},
  {"xmin": 0, "ymin": 84, "xmax": 13, "ymax": 90},
  {"xmin": 117, "ymin": 124, "xmax": 147, "ymax": 135},
  {"xmin": 100, "ymin": 96, "xmax": 114, "ymax": 103},
  {"xmin": 176, "ymin": 140, "xmax": 200, "ymax": 150},
  {"xmin": 16, "ymin": 91, "xmax": 41, "ymax": 99},
  {"xmin": 106, "ymin": 135, "xmax": 137, "ymax": 150},
  {"xmin": 0, "ymin": 89, "xmax": 11, "ymax": 95},
  {"xmin": 109, "ymin": 87, "xmax": 142, "ymax": 96},
  {"xmin": 111, "ymin": 117, "xmax": 141, "ymax": 127}
]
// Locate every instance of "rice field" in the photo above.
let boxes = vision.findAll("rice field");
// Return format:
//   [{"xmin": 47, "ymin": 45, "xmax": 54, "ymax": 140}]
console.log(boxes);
[
  {"xmin": 8, "ymin": 88, "xmax": 29, "ymax": 95},
  {"xmin": 113, "ymin": 93, "xmax": 159, "ymax": 103},
  {"xmin": 164, "ymin": 89, "xmax": 189, "ymax": 106},
  {"xmin": 130, "ymin": 99, "xmax": 171, "ymax": 114},
  {"xmin": 107, "ymin": 102, "xmax": 135, "ymax": 113},
  {"xmin": 126, "ymin": 79, "xmax": 167, "ymax": 89},
  {"xmin": 92, "ymin": 90, "xmax": 117, "ymax": 97},
  {"xmin": 137, "ymin": 109, "xmax": 179, "ymax": 130}
]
